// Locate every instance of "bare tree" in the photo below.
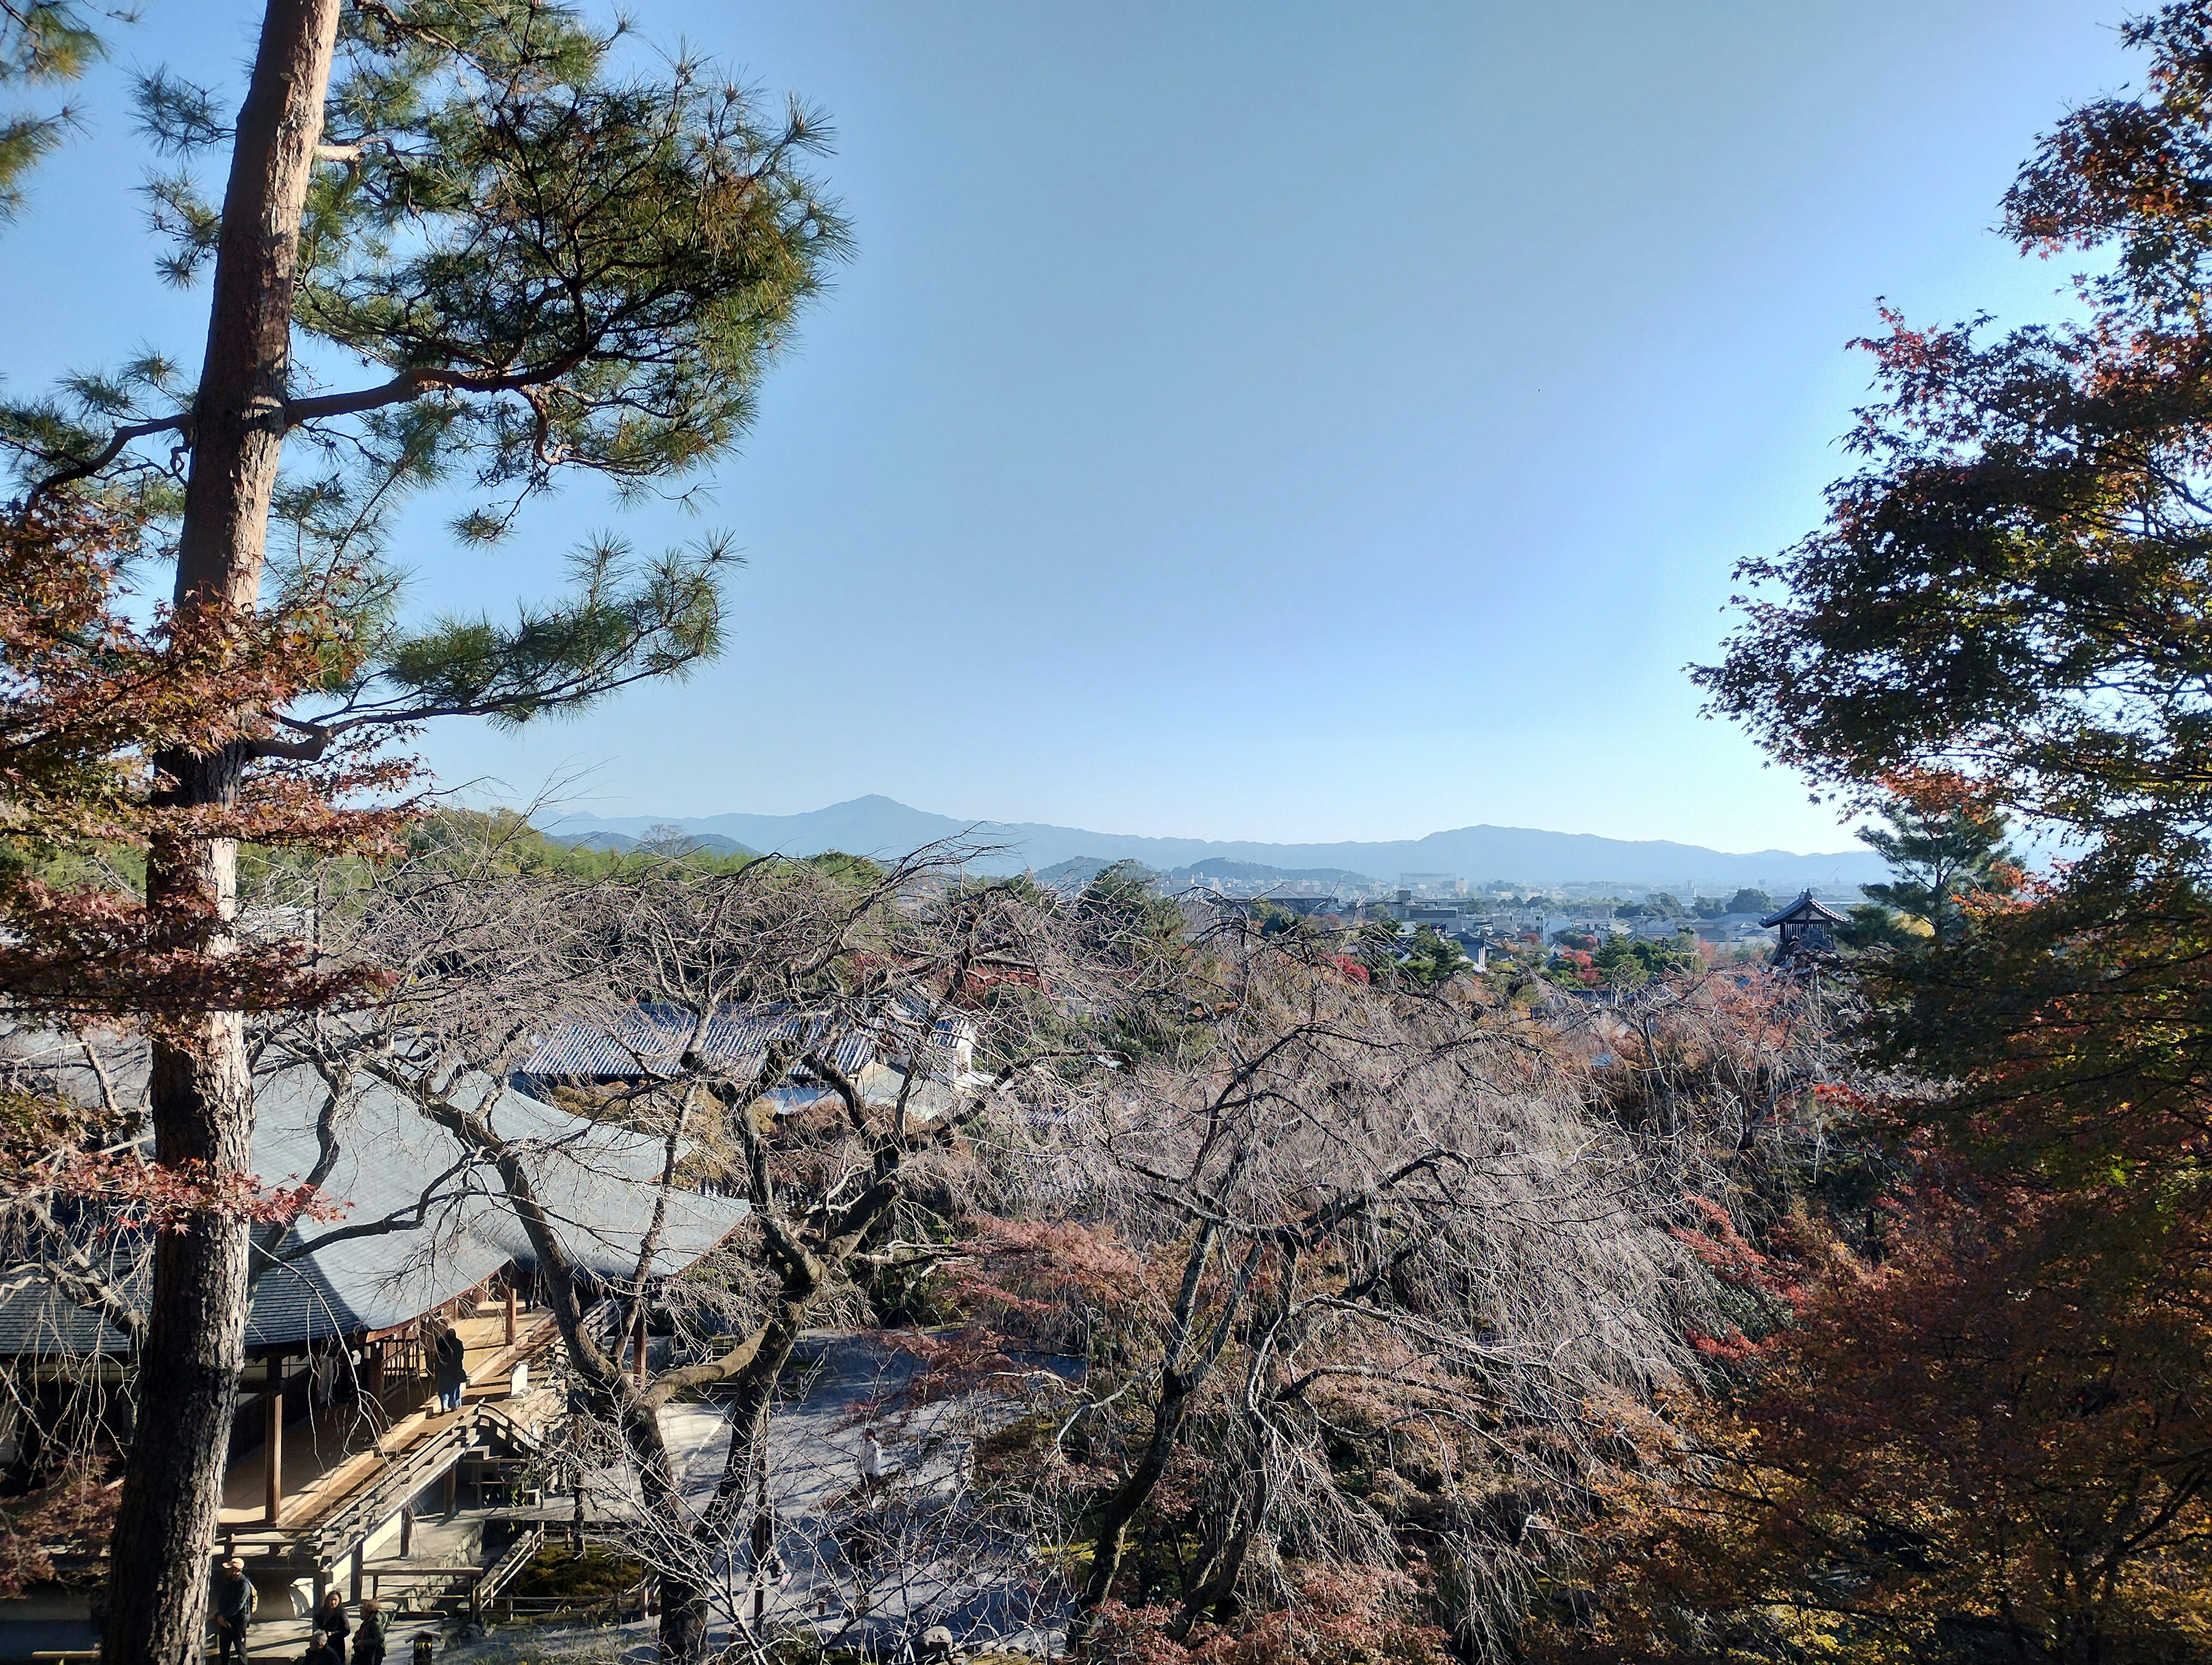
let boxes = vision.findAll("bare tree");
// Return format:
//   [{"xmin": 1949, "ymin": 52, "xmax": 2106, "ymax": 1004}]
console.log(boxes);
[
  {"xmin": 2, "ymin": 825, "xmax": 1834, "ymax": 1663},
  {"xmin": 252, "ymin": 828, "xmax": 1125, "ymax": 1662},
  {"xmin": 935, "ymin": 923, "xmax": 1719, "ymax": 1660},
  {"xmin": 282, "ymin": 839, "xmax": 1749, "ymax": 1660}
]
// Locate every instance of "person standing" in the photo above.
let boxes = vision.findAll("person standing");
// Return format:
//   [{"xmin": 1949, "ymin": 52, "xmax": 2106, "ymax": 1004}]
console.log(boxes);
[
  {"xmin": 209, "ymin": 1556, "xmax": 253, "ymax": 1664},
  {"xmin": 313, "ymin": 1588, "xmax": 350, "ymax": 1662},
  {"xmin": 353, "ymin": 1598, "xmax": 388, "ymax": 1665},
  {"xmin": 434, "ymin": 1325, "xmax": 467, "ymax": 1414}
]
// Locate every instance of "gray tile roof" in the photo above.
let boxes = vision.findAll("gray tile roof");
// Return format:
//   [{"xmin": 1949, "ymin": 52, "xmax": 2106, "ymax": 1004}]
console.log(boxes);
[
  {"xmin": 0, "ymin": 1065, "xmax": 749, "ymax": 1359},
  {"xmin": 520, "ymin": 1002, "xmax": 975, "ymax": 1090}
]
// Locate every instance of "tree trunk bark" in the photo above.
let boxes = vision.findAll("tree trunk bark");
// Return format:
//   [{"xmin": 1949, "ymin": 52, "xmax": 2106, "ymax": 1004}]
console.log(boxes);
[
  {"xmin": 99, "ymin": 6, "xmax": 340, "ymax": 1662},
  {"xmin": 1067, "ymin": 1373, "xmax": 1194, "ymax": 1652},
  {"xmin": 1169, "ymin": 1467, "xmax": 1268, "ymax": 1641}
]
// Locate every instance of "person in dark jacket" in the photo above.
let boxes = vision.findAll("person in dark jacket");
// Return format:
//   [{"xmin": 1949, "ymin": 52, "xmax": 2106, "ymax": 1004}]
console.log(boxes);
[
  {"xmin": 313, "ymin": 1589, "xmax": 350, "ymax": 1661},
  {"xmin": 434, "ymin": 1325, "xmax": 467, "ymax": 1413},
  {"xmin": 302, "ymin": 1628, "xmax": 343, "ymax": 1665},
  {"xmin": 353, "ymin": 1597, "xmax": 388, "ymax": 1665},
  {"xmin": 210, "ymin": 1556, "xmax": 253, "ymax": 1664}
]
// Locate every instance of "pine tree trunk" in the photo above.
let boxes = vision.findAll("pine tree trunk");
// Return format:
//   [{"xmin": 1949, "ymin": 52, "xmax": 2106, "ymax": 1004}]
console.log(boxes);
[{"xmin": 97, "ymin": 6, "xmax": 340, "ymax": 1661}]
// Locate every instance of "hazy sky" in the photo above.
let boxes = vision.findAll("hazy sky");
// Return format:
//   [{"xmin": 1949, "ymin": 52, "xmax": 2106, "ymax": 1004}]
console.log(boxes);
[{"xmin": 0, "ymin": 2, "xmax": 2143, "ymax": 853}]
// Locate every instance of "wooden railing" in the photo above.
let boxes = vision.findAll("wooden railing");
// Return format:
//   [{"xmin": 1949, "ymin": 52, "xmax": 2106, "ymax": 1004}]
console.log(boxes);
[
  {"xmin": 362, "ymin": 1522, "xmax": 545, "ymax": 1625},
  {"xmin": 307, "ymin": 1412, "xmax": 478, "ymax": 1559}
]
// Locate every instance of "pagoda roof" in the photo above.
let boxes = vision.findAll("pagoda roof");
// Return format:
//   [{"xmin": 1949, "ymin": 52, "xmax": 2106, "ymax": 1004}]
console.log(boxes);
[{"xmin": 1759, "ymin": 890, "xmax": 1849, "ymax": 929}]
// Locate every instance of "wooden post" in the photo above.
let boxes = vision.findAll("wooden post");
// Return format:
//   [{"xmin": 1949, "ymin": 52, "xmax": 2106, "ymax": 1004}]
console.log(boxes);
[
  {"xmin": 441, "ymin": 1462, "xmax": 457, "ymax": 1518},
  {"xmin": 350, "ymin": 1541, "xmax": 363, "ymax": 1604},
  {"xmin": 632, "ymin": 1306, "xmax": 647, "ymax": 1386},
  {"xmin": 399, "ymin": 1505, "xmax": 414, "ymax": 1559},
  {"xmin": 263, "ymin": 1357, "xmax": 285, "ymax": 1527},
  {"xmin": 504, "ymin": 1281, "xmax": 517, "ymax": 1345},
  {"xmin": 469, "ymin": 1573, "xmax": 482, "ymax": 1629}
]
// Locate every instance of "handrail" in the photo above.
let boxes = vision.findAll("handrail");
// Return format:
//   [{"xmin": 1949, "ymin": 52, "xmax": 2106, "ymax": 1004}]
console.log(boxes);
[
  {"xmin": 478, "ymin": 1523, "xmax": 546, "ymax": 1602},
  {"xmin": 306, "ymin": 1414, "xmax": 479, "ymax": 1553}
]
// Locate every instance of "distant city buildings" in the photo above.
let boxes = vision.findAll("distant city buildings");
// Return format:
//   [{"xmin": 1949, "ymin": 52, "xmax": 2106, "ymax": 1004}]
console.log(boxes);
[{"xmin": 1104, "ymin": 860, "xmax": 1865, "ymax": 968}]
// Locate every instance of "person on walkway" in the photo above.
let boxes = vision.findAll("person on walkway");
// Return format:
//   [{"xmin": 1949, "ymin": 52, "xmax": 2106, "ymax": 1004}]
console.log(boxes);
[
  {"xmin": 210, "ymin": 1556, "xmax": 253, "ymax": 1664},
  {"xmin": 434, "ymin": 1325, "xmax": 467, "ymax": 1414},
  {"xmin": 353, "ymin": 1598, "xmax": 388, "ymax": 1665},
  {"xmin": 301, "ymin": 1627, "xmax": 343, "ymax": 1665},
  {"xmin": 313, "ymin": 1588, "xmax": 350, "ymax": 1662}
]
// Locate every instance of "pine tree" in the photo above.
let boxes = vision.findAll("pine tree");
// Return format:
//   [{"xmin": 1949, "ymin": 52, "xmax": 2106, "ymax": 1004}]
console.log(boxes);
[
  {"xmin": 0, "ymin": 2, "xmax": 107, "ymax": 220},
  {"xmin": 1855, "ymin": 797, "xmax": 2017, "ymax": 944},
  {"xmin": 0, "ymin": 5, "xmax": 849, "ymax": 1660}
]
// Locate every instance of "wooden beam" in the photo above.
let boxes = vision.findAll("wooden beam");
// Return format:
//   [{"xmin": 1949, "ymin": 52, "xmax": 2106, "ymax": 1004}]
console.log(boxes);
[
  {"xmin": 505, "ymin": 1281, "xmax": 517, "ymax": 1345},
  {"xmin": 263, "ymin": 1357, "xmax": 285, "ymax": 1527}
]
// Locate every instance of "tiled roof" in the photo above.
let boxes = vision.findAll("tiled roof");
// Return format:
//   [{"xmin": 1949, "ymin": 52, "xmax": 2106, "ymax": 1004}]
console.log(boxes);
[
  {"xmin": 1759, "ymin": 890, "xmax": 1850, "ymax": 928},
  {"xmin": 520, "ymin": 1002, "xmax": 975, "ymax": 1089},
  {"xmin": 0, "ymin": 1065, "xmax": 749, "ymax": 1359}
]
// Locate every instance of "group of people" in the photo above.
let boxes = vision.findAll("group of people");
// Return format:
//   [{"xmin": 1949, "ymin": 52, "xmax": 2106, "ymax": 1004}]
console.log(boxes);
[
  {"xmin": 210, "ymin": 1556, "xmax": 412, "ymax": 1665},
  {"xmin": 299, "ymin": 1587, "xmax": 387, "ymax": 1664}
]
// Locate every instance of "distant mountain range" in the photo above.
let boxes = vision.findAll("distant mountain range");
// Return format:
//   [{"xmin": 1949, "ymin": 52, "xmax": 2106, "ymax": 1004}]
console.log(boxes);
[
  {"xmin": 537, "ymin": 796, "xmax": 1889, "ymax": 890},
  {"xmin": 555, "ymin": 828, "xmax": 760, "ymax": 858}
]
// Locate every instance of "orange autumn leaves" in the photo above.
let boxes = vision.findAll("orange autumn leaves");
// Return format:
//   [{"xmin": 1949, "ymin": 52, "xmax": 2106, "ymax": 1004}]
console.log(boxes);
[{"xmin": 0, "ymin": 497, "xmax": 410, "ymax": 1015}]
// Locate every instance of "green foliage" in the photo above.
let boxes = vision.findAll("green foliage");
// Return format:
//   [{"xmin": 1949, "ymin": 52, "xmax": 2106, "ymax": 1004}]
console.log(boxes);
[
  {"xmin": 1355, "ymin": 920, "xmax": 1471, "ymax": 988},
  {"xmin": 1592, "ymin": 931, "xmax": 1697, "ymax": 987},
  {"xmin": 1855, "ymin": 797, "xmax": 2017, "ymax": 943},
  {"xmin": 1077, "ymin": 861, "xmax": 1182, "ymax": 957},
  {"xmin": 804, "ymin": 849, "xmax": 887, "ymax": 887},
  {"xmin": 370, "ymin": 537, "xmax": 728, "ymax": 729},
  {"xmin": 1837, "ymin": 900, "xmax": 1929, "ymax": 954},
  {"xmin": 1726, "ymin": 888, "xmax": 1773, "ymax": 916},
  {"xmin": 1397, "ymin": 921, "xmax": 1470, "ymax": 987},
  {"xmin": 0, "ymin": 3, "xmax": 106, "ymax": 222},
  {"xmin": 2, "ymin": 0, "xmax": 853, "ymax": 747},
  {"xmin": 501, "ymin": 1542, "xmax": 646, "ymax": 1609}
]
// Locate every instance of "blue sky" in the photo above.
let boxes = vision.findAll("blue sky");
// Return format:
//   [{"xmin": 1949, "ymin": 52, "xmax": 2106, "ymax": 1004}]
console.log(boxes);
[{"xmin": 0, "ymin": 2, "xmax": 2142, "ymax": 853}]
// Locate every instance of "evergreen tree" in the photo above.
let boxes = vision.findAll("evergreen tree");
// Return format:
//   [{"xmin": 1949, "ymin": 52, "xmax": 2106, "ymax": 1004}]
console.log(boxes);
[
  {"xmin": 1855, "ymin": 797, "xmax": 2017, "ymax": 944},
  {"xmin": 0, "ymin": 2, "xmax": 107, "ymax": 219},
  {"xmin": 0, "ymin": 5, "xmax": 849, "ymax": 1660}
]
